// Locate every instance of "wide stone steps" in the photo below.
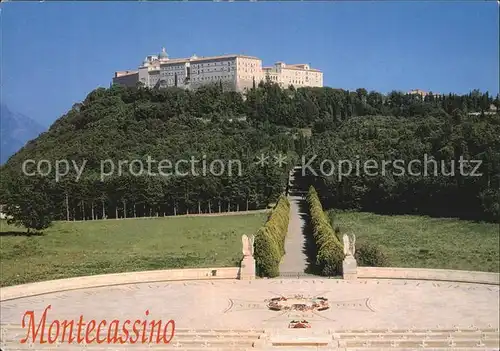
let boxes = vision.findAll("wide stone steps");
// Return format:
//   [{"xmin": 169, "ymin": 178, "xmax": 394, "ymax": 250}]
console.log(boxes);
[
  {"xmin": 260, "ymin": 349, "xmax": 497, "ymax": 351},
  {"xmin": 0, "ymin": 347, "xmax": 253, "ymax": 350},
  {"xmin": 258, "ymin": 328, "xmax": 499, "ymax": 350},
  {"xmin": 2, "ymin": 326, "xmax": 499, "ymax": 350},
  {"xmin": 0, "ymin": 326, "xmax": 262, "ymax": 350}
]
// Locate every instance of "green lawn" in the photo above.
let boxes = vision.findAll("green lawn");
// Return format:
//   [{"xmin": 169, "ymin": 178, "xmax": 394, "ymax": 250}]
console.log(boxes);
[
  {"xmin": 330, "ymin": 211, "xmax": 499, "ymax": 272},
  {"xmin": 0, "ymin": 213, "xmax": 267, "ymax": 287}
]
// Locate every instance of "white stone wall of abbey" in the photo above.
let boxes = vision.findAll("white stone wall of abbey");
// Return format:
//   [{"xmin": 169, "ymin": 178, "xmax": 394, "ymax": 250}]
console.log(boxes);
[{"xmin": 114, "ymin": 50, "xmax": 323, "ymax": 92}]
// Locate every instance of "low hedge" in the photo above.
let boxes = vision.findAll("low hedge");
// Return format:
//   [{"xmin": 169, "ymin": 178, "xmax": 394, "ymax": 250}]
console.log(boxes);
[
  {"xmin": 355, "ymin": 241, "xmax": 389, "ymax": 267},
  {"xmin": 307, "ymin": 186, "xmax": 344, "ymax": 276},
  {"xmin": 254, "ymin": 195, "xmax": 290, "ymax": 277}
]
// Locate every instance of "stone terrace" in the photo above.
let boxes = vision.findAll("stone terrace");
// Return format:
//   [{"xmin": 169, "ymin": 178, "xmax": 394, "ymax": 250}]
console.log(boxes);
[{"xmin": 1, "ymin": 278, "xmax": 499, "ymax": 349}]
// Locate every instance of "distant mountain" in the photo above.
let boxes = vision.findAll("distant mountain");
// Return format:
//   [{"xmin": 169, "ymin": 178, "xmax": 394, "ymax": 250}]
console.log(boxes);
[{"xmin": 0, "ymin": 105, "xmax": 46, "ymax": 164}]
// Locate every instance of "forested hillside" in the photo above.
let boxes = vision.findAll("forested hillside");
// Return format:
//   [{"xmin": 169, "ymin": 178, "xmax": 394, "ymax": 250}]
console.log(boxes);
[
  {"xmin": 1, "ymin": 81, "xmax": 498, "ymax": 228},
  {"xmin": 306, "ymin": 114, "xmax": 499, "ymax": 221}
]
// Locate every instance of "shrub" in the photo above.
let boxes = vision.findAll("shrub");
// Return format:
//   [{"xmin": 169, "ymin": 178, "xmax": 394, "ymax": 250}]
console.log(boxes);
[
  {"xmin": 355, "ymin": 241, "xmax": 389, "ymax": 267},
  {"xmin": 254, "ymin": 195, "xmax": 290, "ymax": 277},
  {"xmin": 306, "ymin": 186, "xmax": 344, "ymax": 276},
  {"xmin": 326, "ymin": 211, "xmax": 342, "ymax": 242},
  {"xmin": 327, "ymin": 210, "xmax": 335, "ymax": 230},
  {"xmin": 254, "ymin": 227, "xmax": 281, "ymax": 277}
]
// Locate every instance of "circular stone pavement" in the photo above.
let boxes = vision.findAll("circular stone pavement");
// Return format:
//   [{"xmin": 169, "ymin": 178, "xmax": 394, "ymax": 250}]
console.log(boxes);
[{"xmin": 1, "ymin": 279, "xmax": 499, "ymax": 331}]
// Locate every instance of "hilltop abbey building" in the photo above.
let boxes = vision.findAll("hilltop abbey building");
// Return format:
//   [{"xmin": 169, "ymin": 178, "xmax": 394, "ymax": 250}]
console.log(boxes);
[{"xmin": 113, "ymin": 48, "xmax": 323, "ymax": 92}]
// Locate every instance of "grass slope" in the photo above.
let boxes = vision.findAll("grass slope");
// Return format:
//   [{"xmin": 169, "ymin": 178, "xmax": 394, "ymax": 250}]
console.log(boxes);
[
  {"xmin": 0, "ymin": 213, "xmax": 267, "ymax": 287},
  {"xmin": 331, "ymin": 211, "xmax": 499, "ymax": 272}
]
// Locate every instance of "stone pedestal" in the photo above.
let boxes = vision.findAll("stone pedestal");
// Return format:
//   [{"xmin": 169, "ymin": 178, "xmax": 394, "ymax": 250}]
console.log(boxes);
[
  {"xmin": 342, "ymin": 255, "xmax": 358, "ymax": 280},
  {"xmin": 240, "ymin": 256, "xmax": 256, "ymax": 280}
]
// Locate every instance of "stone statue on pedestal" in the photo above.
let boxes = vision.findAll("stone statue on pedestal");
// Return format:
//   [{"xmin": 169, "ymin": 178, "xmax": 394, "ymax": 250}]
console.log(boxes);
[
  {"xmin": 342, "ymin": 233, "xmax": 357, "ymax": 280},
  {"xmin": 242, "ymin": 234, "xmax": 255, "ymax": 257},
  {"xmin": 240, "ymin": 234, "xmax": 256, "ymax": 280},
  {"xmin": 343, "ymin": 233, "xmax": 356, "ymax": 257}
]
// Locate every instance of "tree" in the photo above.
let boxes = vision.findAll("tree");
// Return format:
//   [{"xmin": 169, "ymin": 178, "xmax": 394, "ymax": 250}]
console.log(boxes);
[{"xmin": 3, "ymin": 175, "xmax": 55, "ymax": 233}]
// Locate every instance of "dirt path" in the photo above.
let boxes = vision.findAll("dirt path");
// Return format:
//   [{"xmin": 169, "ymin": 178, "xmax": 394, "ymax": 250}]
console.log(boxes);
[{"xmin": 279, "ymin": 195, "xmax": 309, "ymax": 275}]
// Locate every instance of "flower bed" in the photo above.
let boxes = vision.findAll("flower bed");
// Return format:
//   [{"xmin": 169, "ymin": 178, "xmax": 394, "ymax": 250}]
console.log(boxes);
[
  {"xmin": 267, "ymin": 295, "xmax": 329, "ymax": 311},
  {"xmin": 289, "ymin": 320, "xmax": 311, "ymax": 328}
]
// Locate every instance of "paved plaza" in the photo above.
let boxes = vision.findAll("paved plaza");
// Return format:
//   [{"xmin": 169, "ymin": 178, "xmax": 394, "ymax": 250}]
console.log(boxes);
[{"xmin": 2, "ymin": 278, "xmax": 498, "ymax": 331}]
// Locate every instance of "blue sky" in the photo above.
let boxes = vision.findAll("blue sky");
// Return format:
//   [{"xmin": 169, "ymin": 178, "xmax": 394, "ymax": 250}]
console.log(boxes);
[{"xmin": 1, "ymin": 1, "xmax": 499, "ymax": 126}]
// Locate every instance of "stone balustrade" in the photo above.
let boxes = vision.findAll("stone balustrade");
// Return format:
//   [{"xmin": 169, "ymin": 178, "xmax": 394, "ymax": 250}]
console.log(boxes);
[
  {"xmin": 0, "ymin": 267, "xmax": 241, "ymax": 301},
  {"xmin": 356, "ymin": 267, "xmax": 499, "ymax": 285}
]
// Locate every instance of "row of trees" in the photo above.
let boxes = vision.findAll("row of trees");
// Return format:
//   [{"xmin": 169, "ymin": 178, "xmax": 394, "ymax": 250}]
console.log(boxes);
[
  {"xmin": 32, "ymin": 170, "xmax": 285, "ymax": 221},
  {"xmin": 246, "ymin": 82, "xmax": 499, "ymax": 129},
  {"xmin": 62, "ymin": 81, "xmax": 500, "ymax": 131}
]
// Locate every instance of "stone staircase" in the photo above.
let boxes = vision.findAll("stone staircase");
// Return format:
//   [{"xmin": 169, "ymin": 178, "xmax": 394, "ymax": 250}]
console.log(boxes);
[
  {"xmin": 1, "ymin": 325, "xmax": 498, "ymax": 350},
  {"xmin": 166, "ymin": 329, "xmax": 262, "ymax": 350},
  {"xmin": 0, "ymin": 325, "xmax": 263, "ymax": 350},
  {"xmin": 337, "ymin": 328, "xmax": 500, "ymax": 350},
  {"xmin": 255, "ymin": 327, "xmax": 500, "ymax": 350}
]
